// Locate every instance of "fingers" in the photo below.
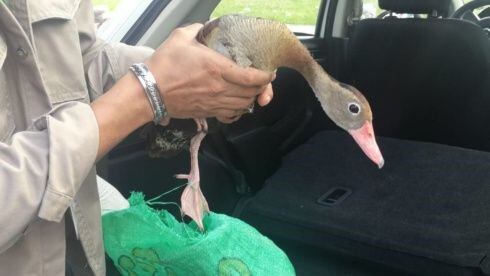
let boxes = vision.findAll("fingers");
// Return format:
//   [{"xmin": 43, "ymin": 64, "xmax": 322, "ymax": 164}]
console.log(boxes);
[
  {"xmin": 222, "ymin": 64, "xmax": 275, "ymax": 87},
  {"xmin": 215, "ymin": 109, "xmax": 243, "ymax": 118},
  {"xmin": 257, "ymin": 83, "xmax": 274, "ymax": 106},
  {"xmin": 216, "ymin": 83, "xmax": 272, "ymax": 121},
  {"xmin": 182, "ymin": 23, "xmax": 204, "ymax": 33},
  {"xmin": 222, "ymin": 83, "xmax": 272, "ymax": 99},
  {"xmin": 215, "ymin": 96, "xmax": 255, "ymax": 110},
  {"xmin": 185, "ymin": 23, "xmax": 204, "ymax": 35}
]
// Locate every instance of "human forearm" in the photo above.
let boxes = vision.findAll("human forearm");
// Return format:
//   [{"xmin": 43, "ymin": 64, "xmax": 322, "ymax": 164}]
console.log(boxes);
[
  {"xmin": 91, "ymin": 72, "xmax": 153, "ymax": 159},
  {"xmin": 91, "ymin": 24, "xmax": 278, "ymax": 159}
]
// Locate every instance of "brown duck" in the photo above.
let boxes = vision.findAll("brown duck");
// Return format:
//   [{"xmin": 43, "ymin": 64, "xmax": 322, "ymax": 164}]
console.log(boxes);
[{"xmin": 149, "ymin": 14, "xmax": 384, "ymax": 229}]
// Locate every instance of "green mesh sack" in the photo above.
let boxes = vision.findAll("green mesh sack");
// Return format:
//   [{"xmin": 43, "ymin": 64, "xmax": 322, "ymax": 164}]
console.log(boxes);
[{"xmin": 102, "ymin": 192, "xmax": 295, "ymax": 276}]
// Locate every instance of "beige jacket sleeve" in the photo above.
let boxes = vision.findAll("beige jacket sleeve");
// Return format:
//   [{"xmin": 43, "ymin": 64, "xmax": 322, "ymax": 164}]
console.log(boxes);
[
  {"xmin": 0, "ymin": 102, "xmax": 99, "ymax": 253},
  {"xmin": 77, "ymin": 0, "xmax": 154, "ymax": 100},
  {"xmin": 0, "ymin": 0, "xmax": 153, "ymax": 252}
]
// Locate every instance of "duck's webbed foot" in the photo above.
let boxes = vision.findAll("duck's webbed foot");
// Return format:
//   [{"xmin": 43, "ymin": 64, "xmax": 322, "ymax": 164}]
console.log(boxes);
[{"xmin": 175, "ymin": 118, "xmax": 210, "ymax": 230}]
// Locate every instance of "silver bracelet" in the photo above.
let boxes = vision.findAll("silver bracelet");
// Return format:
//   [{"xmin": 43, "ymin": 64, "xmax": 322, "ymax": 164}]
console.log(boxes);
[{"xmin": 129, "ymin": 63, "xmax": 167, "ymax": 124}]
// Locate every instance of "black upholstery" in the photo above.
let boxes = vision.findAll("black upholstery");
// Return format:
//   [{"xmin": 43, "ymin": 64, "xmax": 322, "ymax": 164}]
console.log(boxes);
[
  {"xmin": 379, "ymin": 0, "xmax": 452, "ymax": 16},
  {"xmin": 240, "ymin": 131, "xmax": 490, "ymax": 275},
  {"xmin": 349, "ymin": 18, "xmax": 490, "ymax": 151}
]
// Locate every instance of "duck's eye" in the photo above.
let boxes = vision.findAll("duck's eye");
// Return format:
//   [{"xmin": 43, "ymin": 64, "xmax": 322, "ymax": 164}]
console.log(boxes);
[{"xmin": 348, "ymin": 103, "xmax": 361, "ymax": 115}]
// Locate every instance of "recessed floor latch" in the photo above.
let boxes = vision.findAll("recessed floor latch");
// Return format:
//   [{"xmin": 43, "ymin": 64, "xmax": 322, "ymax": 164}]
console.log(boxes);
[{"xmin": 317, "ymin": 187, "xmax": 352, "ymax": 206}]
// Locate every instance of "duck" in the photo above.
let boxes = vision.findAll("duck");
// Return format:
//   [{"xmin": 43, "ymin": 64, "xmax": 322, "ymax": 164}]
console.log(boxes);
[{"xmin": 147, "ymin": 14, "xmax": 385, "ymax": 230}]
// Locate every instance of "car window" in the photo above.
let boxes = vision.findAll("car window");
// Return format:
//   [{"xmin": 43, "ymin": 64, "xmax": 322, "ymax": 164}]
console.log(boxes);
[
  {"xmin": 92, "ymin": 0, "xmax": 122, "ymax": 26},
  {"xmin": 461, "ymin": 0, "xmax": 490, "ymax": 14},
  {"xmin": 92, "ymin": 0, "xmax": 122, "ymax": 10},
  {"xmin": 211, "ymin": 0, "xmax": 323, "ymax": 36},
  {"xmin": 361, "ymin": 0, "xmax": 416, "ymax": 19},
  {"xmin": 361, "ymin": 0, "xmax": 383, "ymax": 18},
  {"xmin": 92, "ymin": 0, "xmax": 154, "ymax": 43}
]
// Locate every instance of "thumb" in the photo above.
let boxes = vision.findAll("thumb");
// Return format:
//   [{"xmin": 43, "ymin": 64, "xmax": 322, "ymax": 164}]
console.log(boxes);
[
  {"xmin": 176, "ymin": 23, "xmax": 204, "ymax": 39},
  {"xmin": 257, "ymin": 83, "xmax": 274, "ymax": 106}
]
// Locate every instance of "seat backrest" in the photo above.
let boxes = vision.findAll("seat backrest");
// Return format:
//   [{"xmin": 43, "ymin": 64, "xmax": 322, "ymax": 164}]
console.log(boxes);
[{"xmin": 349, "ymin": 2, "xmax": 490, "ymax": 151}]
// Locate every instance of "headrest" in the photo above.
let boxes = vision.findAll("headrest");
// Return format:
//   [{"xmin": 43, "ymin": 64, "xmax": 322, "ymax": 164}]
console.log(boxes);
[{"xmin": 379, "ymin": 0, "xmax": 451, "ymax": 15}]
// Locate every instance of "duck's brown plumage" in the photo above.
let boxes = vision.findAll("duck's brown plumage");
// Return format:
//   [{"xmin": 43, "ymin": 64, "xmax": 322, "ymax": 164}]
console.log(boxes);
[{"xmin": 198, "ymin": 15, "xmax": 310, "ymax": 71}]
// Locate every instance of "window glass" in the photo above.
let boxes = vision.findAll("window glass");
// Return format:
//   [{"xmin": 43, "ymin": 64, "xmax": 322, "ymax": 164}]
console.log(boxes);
[
  {"xmin": 361, "ymin": 0, "xmax": 417, "ymax": 19},
  {"xmin": 92, "ymin": 0, "xmax": 153, "ymax": 42},
  {"xmin": 211, "ymin": 0, "xmax": 323, "ymax": 36},
  {"xmin": 462, "ymin": 1, "xmax": 490, "ymax": 15},
  {"xmin": 92, "ymin": 0, "xmax": 123, "ymax": 27},
  {"xmin": 362, "ymin": 0, "xmax": 383, "ymax": 18},
  {"xmin": 361, "ymin": 0, "xmax": 490, "ymax": 19},
  {"xmin": 92, "ymin": 0, "xmax": 122, "ymax": 11}
]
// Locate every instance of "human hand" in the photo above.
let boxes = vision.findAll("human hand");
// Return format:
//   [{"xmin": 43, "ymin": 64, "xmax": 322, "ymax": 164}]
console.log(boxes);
[{"xmin": 145, "ymin": 24, "xmax": 275, "ymax": 124}]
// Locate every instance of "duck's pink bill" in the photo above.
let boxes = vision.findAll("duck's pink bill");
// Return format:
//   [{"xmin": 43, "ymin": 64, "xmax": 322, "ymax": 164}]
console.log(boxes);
[{"xmin": 348, "ymin": 121, "xmax": 385, "ymax": 169}]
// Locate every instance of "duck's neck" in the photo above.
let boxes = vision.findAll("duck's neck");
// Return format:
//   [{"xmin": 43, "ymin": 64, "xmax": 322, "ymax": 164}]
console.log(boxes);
[{"xmin": 289, "ymin": 56, "xmax": 340, "ymax": 114}]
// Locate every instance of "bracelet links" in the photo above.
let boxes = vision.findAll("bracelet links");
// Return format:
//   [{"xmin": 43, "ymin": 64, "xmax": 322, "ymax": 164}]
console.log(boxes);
[{"xmin": 129, "ymin": 63, "xmax": 167, "ymax": 124}]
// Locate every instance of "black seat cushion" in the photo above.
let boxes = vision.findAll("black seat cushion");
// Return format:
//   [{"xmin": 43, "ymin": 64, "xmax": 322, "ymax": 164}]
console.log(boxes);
[
  {"xmin": 239, "ymin": 131, "xmax": 490, "ymax": 275},
  {"xmin": 349, "ymin": 18, "xmax": 490, "ymax": 151}
]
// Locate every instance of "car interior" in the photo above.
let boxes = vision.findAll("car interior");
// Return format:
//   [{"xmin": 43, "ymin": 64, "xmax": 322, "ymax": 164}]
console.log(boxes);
[{"xmin": 100, "ymin": 0, "xmax": 490, "ymax": 275}]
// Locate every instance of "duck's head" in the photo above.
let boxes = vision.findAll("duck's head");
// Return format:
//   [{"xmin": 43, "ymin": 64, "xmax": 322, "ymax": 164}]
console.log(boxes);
[{"xmin": 325, "ymin": 83, "xmax": 384, "ymax": 168}]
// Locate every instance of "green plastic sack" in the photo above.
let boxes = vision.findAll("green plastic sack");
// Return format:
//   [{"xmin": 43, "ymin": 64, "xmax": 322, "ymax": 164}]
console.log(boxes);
[{"xmin": 102, "ymin": 192, "xmax": 295, "ymax": 276}]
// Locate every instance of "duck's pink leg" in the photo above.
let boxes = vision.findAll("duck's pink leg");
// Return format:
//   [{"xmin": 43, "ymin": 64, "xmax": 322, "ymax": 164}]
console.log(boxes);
[{"xmin": 175, "ymin": 118, "xmax": 210, "ymax": 230}]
